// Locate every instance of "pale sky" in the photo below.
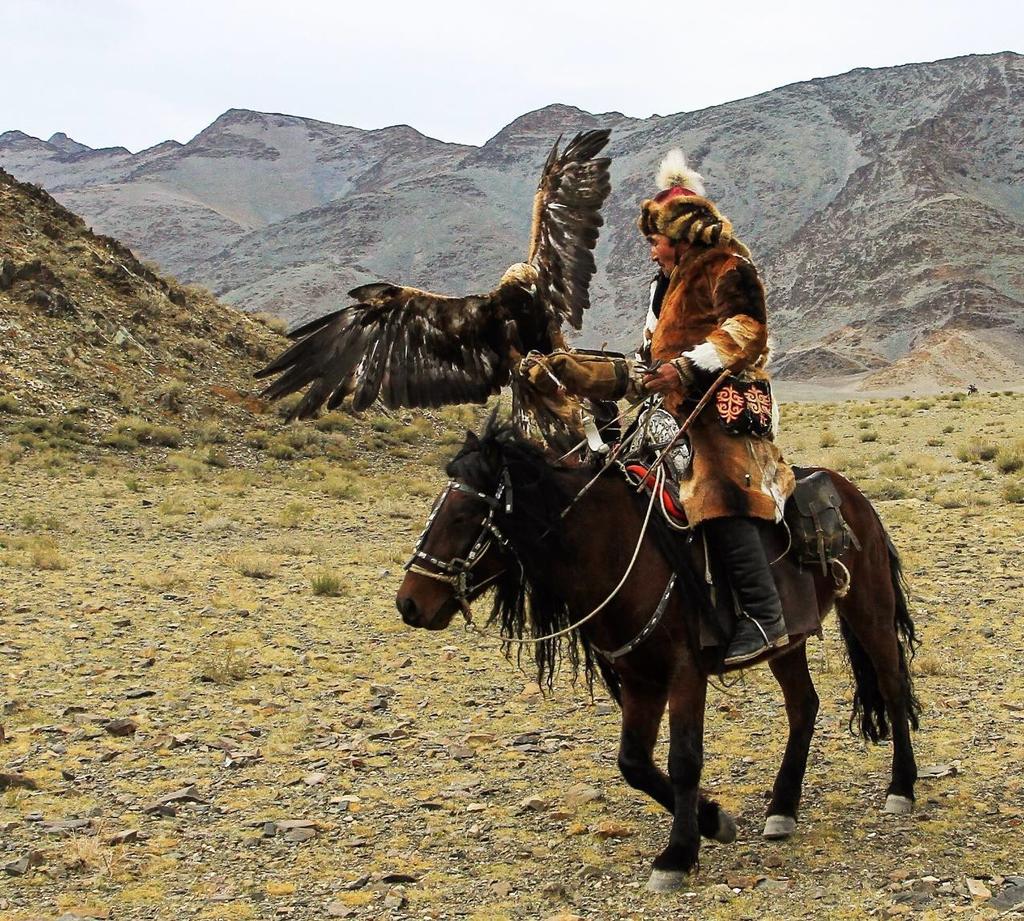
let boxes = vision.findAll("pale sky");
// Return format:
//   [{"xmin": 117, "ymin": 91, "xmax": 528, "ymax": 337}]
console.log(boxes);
[{"xmin": 3, "ymin": 0, "xmax": 1021, "ymax": 152}]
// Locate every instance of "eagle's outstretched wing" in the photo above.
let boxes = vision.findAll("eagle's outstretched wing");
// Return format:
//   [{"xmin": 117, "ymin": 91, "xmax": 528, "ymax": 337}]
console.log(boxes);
[
  {"xmin": 255, "ymin": 129, "xmax": 613, "ymax": 422},
  {"xmin": 255, "ymin": 283, "xmax": 514, "ymax": 419},
  {"xmin": 528, "ymin": 129, "xmax": 612, "ymax": 336}
]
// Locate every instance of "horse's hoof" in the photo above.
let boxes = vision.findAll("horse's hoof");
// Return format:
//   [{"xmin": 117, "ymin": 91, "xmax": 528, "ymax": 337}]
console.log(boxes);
[
  {"xmin": 762, "ymin": 814, "xmax": 797, "ymax": 839},
  {"xmin": 712, "ymin": 809, "xmax": 737, "ymax": 844},
  {"xmin": 883, "ymin": 794, "xmax": 914, "ymax": 815},
  {"xmin": 646, "ymin": 869, "xmax": 687, "ymax": 893}
]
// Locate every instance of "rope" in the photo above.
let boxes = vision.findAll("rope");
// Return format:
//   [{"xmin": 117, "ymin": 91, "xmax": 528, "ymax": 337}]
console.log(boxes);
[{"xmin": 466, "ymin": 462, "xmax": 662, "ymax": 646}]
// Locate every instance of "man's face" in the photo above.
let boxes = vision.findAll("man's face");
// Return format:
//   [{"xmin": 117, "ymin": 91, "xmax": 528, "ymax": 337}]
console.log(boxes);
[{"xmin": 648, "ymin": 234, "xmax": 678, "ymax": 274}]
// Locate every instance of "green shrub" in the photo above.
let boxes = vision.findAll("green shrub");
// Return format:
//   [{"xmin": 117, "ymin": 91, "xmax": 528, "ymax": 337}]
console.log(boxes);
[
  {"xmin": 314, "ymin": 412, "xmax": 354, "ymax": 434},
  {"xmin": 311, "ymin": 570, "xmax": 346, "ymax": 597},
  {"xmin": 324, "ymin": 473, "xmax": 361, "ymax": 499},
  {"xmin": 859, "ymin": 430, "xmax": 878, "ymax": 443},
  {"xmin": 995, "ymin": 443, "xmax": 1024, "ymax": 474},
  {"xmin": 1003, "ymin": 480, "xmax": 1024, "ymax": 504},
  {"xmin": 198, "ymin": 422, "xmax": 228, "ymax": 444},
  {"xmin": 267, "ymin": 439, "xmax": 297, "ymax": 460},
  {"xmin": 957, "ymin": 440, "xmax": 998, "ymax": 463}
]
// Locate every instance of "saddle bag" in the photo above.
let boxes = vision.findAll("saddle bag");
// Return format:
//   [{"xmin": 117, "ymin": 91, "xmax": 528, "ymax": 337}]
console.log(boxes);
[{"xmin": 784, "ymin": 471, "xmax": 861, "ymax": 574}]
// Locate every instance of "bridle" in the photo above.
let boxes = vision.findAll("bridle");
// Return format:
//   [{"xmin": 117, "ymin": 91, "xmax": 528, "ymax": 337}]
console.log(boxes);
[
  {"xmin": 404, "ymin": 452, "xmax": 671, "ymax": 652},
  {"xmin": 404, "ymin": 470, "xmax": 522, "ymax": 622}
]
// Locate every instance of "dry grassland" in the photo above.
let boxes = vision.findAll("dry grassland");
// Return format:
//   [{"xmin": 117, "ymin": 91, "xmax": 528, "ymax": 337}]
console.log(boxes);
[{"xmin": 1, "ymin": 393, "xmax": 1022, "ymax": 921}]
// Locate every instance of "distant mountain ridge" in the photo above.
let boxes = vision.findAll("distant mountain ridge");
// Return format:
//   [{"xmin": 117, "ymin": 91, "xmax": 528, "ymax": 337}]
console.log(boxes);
[{"xmin": 3, "ymin": 52, "xmax": 1023, "ymax": 390}]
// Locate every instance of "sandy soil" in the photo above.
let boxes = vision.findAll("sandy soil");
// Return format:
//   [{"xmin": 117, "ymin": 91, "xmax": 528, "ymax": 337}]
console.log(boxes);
[{"xmin": 1, "ymin": 392, "xmax": 1022, "ymax": 921}]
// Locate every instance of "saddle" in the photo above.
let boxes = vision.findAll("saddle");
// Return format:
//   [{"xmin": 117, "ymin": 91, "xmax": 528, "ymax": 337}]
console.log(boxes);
[
  {"xmin": 626, "ymin": 461, "xmax": 854, "ymax": 655},
  {"xmin": 625, "ymin": 461, "xmax": 856, "ymax": 573}
]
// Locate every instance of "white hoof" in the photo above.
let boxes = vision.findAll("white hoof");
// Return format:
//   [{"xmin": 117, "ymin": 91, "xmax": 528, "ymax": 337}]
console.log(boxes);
[
  {"xmin": 646, "ymin": 869, "xmax": 687, "ymax": 893},
  {"xmin": 883, "ymin": 794, "xmax": 914, "ymax": 815},
  {"xmin": 762, "ymin": 814, "xmax": 797, "ymax": 839},
  {"xmin": 713, "ymin": 810, "xmax": 737, "ymax": 844}
]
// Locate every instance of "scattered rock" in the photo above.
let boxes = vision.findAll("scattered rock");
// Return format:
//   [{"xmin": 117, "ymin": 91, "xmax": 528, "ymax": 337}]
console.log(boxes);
[
  {"xmin": 491, "ymin": 880, "xmax": 513, "ymax": 897},
  {"xmin": 102, "ymin": 718, "xmax": 137, "ymax": 736},
  {"xmin": 967, "ymin": 878, "xmax": 992, "ymax": 900},
  {"xmin": 564, "ymin": 784, "xmax": 602, "ymax": 808},
  {"xmin": 143, "ymin": 784, "xmax": 206, "ymax": 813},
  {"xmin": 284, "ymin": 826, "xmax": 316, "ymax": 843},
  {"xmin": 591, "ymin": 820, "xmax": 634, "ymax": 839},
  {"xmin": 106, "ymin": 829, "xmax": 140, "ymax": 845},
  {"xmin": 918, "ymin": 763, "xmax": 958, "ymax": 779},
  {"xmin": 993, "ymin": 880, "xmax": 1024, "ymax": 910},
  {"xmin": 125, "ymin": 688, "xmax": 155, "ymax": 699},
  {"xmin": 382, "ymin": 886, "xmax": 406, "ymax": 909},
  {"xmin": 520, "ymin": 795, "xmax": 547, "ymax": 812},
  {"xmin": 4, "ymin": 851, "xmax": 43, "ymax": 875},
  {"xmin": 326, "ymin": 903, "xmax": 356, "ymax": 918},
  {"xmin": 380, "ymin": 872, "xmax": 419, "ymax": 884},
  {"xmin": 0, "ymin": 772, "xmax": 38, "ymax": 791},
  {"xmin": 341, "ymin": 874, "xmax": 370, "ymax": 890}
]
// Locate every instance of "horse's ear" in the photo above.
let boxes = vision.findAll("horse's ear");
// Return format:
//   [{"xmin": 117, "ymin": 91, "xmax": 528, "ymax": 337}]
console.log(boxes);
[{"xmin": 463, "ymin": 430, "xmax": 480, "ymax": 451}]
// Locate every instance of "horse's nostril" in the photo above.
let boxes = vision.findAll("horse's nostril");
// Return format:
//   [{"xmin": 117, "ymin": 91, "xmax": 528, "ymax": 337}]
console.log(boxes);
[{"xmin": 397, "ymin": 595, "xmax": 418, "ymax": 625}]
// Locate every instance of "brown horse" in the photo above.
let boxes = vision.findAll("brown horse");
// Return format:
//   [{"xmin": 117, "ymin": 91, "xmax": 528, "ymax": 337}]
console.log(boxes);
[{"xmin": 396, "ymin": 420, "xmax": 921, "ymax": 892}]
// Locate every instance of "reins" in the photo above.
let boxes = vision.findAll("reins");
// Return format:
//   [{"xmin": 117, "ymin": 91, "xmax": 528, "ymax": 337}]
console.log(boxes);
[
  {"xmin": 407, "ymin": 372, "xmax": 723, "ymax": 654},
  {"xmin": 465, "ymin": 461, "xmax": 663, "ymax": 646}
]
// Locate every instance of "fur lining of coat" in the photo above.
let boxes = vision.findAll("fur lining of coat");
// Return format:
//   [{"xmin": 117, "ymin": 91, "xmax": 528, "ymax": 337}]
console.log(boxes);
[{"xmin": 649, "ymin": 240, "xmax": 794, "ymax": 526}]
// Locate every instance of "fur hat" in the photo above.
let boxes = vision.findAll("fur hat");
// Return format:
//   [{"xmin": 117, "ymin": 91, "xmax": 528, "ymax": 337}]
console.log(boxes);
[{"xmin": 638, "ymin": 149, "xmax": 737, "ymax": 249}]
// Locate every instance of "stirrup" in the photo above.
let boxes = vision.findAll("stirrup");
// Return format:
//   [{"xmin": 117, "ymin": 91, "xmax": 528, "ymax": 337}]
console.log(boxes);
[{"xmin": 723, "ymin": 616, "xmax": 789, "ymax": 666}]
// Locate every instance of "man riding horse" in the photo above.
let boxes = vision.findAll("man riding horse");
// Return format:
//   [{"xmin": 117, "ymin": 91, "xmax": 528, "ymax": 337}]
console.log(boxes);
[{"xmin": 636, "ymin": 151, "xmax": 795, "ymax": 666}]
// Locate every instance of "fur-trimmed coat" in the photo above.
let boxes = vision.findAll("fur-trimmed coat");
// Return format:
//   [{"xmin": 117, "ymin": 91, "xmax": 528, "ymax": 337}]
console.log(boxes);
[{"xmin": 649, "ymin": 240, "xmax": 794, "ymax": 526}]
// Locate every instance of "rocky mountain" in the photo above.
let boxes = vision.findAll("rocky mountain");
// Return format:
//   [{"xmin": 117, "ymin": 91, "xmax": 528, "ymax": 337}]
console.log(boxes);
[{"xmin": 3, "ymin": 52, "xmax": 1022, "ymax": 390}]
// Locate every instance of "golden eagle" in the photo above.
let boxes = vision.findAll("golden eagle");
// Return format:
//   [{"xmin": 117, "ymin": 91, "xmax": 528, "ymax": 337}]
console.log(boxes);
[{"xmin": 254, "ymin": 130, "xmax": 612, "ymax": 442}]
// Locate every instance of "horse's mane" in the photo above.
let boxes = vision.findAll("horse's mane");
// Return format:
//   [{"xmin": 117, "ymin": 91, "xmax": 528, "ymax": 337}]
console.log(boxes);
[{"xmin": 446, "ymin": 418, "xmax": 618, "ymax": 699}]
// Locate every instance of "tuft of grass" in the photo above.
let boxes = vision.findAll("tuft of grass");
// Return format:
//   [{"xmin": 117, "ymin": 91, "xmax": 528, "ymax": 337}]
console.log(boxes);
[
  {"xmin": 278, "ymin": 501, "xmax": 310, "ymax": 529},
  {"xmin": 252, "ymin": 312, "xmax": 289, "ymax": 334},
  {"xmin": 267, "ymin": 439, "xmax": 297, "ymax": 460},
  {"xmin": 0, "ymin": 393, "xmax": 23, "ymax": 414},
  {"xmin": 29, "ymin": 537, "xmax": 67, "ymax": 570},
  {"xmin": 198, "ymin": 639, "xmax": 251, "ymax": 684},
  {"xmin": 198, "ymin": 422, "xmax": 228, "ymax": 444},
  {"xmin": 1002, "ymin": 480, "xmax": 1024, "ymax": 504},
  {"xmin": 932, "ymin": 490, "xmax": 967, "ymax": 509},
  {"xmin": 995, "ymin": 443, "xmax": 1024, "ymax": 474},
  {"xmin": 863, "ymin": 479, "xmax": 908, "ymax": 501},
  {"xmin": 819, "ymin": 430, "xmax": 837, "ymax": 448},
  {"xmin": 957, "ymin": 439, "xmax": 998, "ymax": 463},
  {"xmin": 913, "ymin": 653, "xmax": 948, "ymax": 677},
  {"xmin": 152, "ymin": 381, "xmax": 187, "ymax": 413},
  {"xmin": 324, "ymin": 473, "xmax": 361, "ymax": 499},
  {"xmin": 157, "ymin": 495, "xmax": 189, "ymax": 516},
  {"xmin": 314, "ymin": 412, "xmax": 355, "ymax": 434},
  {"xmin": 859, "ymin": 429, "xmax": 879, "ymax": 443},
  {"xmin": 227, "ymin": 553, "xmax": 278, "ymax": 579},
  {"xmin": 311, "ymin": 570, "xmax": 347, "ymax": 597}
]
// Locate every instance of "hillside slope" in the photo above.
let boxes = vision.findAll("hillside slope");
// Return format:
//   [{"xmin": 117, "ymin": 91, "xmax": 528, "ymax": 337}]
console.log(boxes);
[{"xmin": 0, "ymin": 167, "xmax": 282, "ymax": 433}]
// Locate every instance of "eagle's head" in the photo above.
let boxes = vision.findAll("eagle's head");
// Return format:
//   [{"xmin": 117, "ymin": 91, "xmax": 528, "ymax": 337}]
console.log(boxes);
[{"xmin": 499, "ymin": 262, "xmax": 539, "ymax": 292}]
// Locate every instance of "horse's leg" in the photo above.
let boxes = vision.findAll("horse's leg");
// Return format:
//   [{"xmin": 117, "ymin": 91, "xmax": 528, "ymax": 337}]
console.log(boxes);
[
  {"xmin": 763, "ymin": 641, "xmax": 819, "ymax": 839},
  {"xmin": 646, "ymin": 669, "xmax": 708, "ymax": 893},
  {"xmin": 837, "ymin": 562, "xmax": 918, "ymax": 813},
  {"xmin": 618, "ymin": 677, "xmax": 735, "ymax": 844}
]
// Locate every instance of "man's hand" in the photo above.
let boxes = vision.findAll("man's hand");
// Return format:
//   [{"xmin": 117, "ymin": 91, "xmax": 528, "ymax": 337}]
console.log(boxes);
[{"xmin": 642, "ymin": 359, "xmax": 693, "ymax": 395}]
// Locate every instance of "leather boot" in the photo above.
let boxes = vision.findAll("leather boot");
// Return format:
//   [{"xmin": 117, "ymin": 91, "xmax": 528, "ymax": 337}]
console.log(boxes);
[{"xmin": 703, "ymin": 516, "xmax": 789, "ymax": 666}]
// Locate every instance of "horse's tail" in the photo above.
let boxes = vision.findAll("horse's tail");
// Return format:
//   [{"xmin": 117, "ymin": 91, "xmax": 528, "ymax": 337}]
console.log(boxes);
[{"xmin": 839, "ymin": 531, "xmax": 921, "ymax": 742}]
